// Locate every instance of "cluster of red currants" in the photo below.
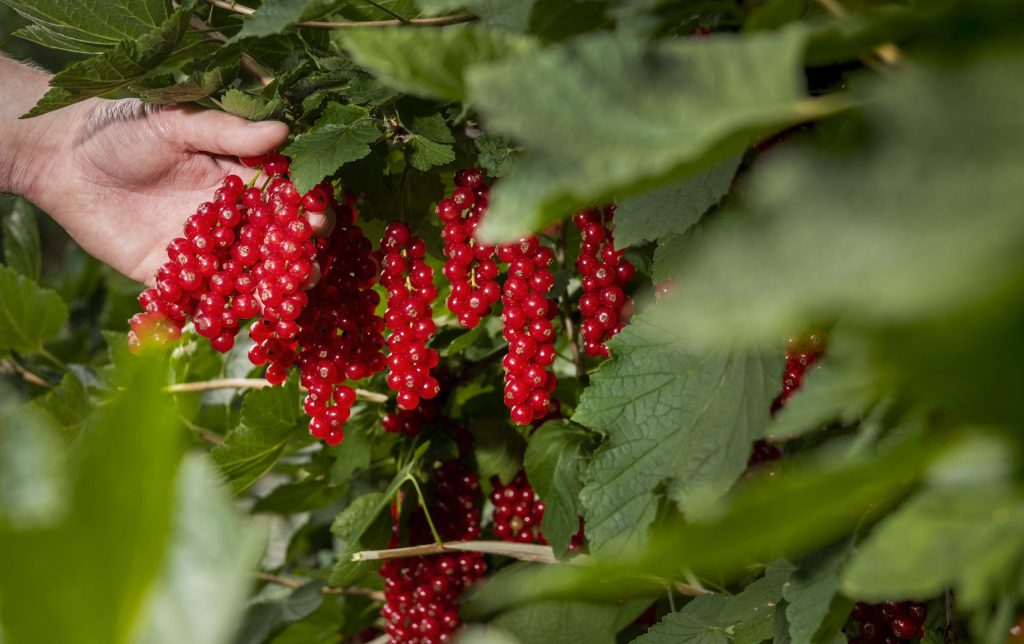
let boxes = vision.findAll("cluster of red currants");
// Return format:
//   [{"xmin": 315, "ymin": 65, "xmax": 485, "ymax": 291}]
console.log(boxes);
[
  {"xmin": 849, "ymin": 601, "xmax": 927, "ymax": 643},
  {"xmin": 380, "ymin": 459, "xmax": 485, "ymax": 643},
  {"xmin": 132, "ymin": 151, "xmax": 316, "ymax": 355},
  {"xmin": 438, "ymin": 169, "xmax": 500, "ymax": 329},
  {"xmin": 498, "ymin": 235, "xmax": 558, "ymax": 425},
  {"xmin": 133, "ymin": 153, "xmax": 388, "ymax": 446},
  {"xmin": 291, "ymin": 203, "xmax": 386, "ymax": 446},
  {"xmin": 380, "ymin": 222, "xmax": 441, "ymax": 410},
  {"xmin": 572, "ymin": 206, "xmax": 635, "ymax": 357},
  {"xmin": 490, "ymin": 471, "xmax": 547, "ymax": 544}
]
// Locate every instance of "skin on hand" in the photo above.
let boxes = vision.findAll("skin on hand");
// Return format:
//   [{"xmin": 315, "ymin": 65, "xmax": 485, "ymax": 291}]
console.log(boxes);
[{"xmin": 1, "ymin": 57, "xmax": 334, "ymax": 286}]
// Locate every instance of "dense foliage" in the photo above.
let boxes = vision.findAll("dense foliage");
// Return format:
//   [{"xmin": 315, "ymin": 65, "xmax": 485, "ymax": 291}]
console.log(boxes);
[{"xmin": 1, "ymin": 0, "xmax": 1023, "ymax": 643}]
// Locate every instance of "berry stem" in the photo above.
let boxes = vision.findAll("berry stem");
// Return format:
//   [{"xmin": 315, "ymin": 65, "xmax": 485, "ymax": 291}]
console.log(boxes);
[
  {"xmin": 352, "ymin": 540, "xmax": 559, "ymax": 563},
  {"xmin": 163, "ymin": 377, "xmax": 389, "ymax": 402},
  {"xmin": 253, "ymin": 572, "xmax": 386, "ymax": 601},
  {"xmin": 245, "ymin": 168, "xmax": 262, "ymax": 189},
  {"xmin": 405, "ymin": 474, "xmax": 444, "ymax": 547},
  {"xmin": 38, "ymin": 348, "xmax": 66, "ymax": 370}
]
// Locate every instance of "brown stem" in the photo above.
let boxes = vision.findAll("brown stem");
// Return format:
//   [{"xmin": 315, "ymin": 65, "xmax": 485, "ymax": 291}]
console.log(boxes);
[
  {"xmin": 351, "ymin": 540, "xmax": 559, "ymax": 564},
  {"xmin": 165, "ymin": 378, "xmax": 389, "ymax": 403},
  {"xmin": 201, "ymin": 0, "xmax": 476, "ymax": 29},
  {"xmin": 254, "ymin": 572, "xmax": 386, "ymax": 601},
  {"xmin": 0, "ymin": 360, "xmax": 53, "ymax": 388}
]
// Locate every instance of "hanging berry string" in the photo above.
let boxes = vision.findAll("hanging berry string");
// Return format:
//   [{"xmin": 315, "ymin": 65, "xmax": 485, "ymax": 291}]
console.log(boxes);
[
  {"xmin": 497, "ymin": 235, "xmax": 558, "ymax": 426},
  {"xmin": 490, "ymin": 470, "xmax": 586, "ymax": 551},
  {"xmin": 380, "ymin": 222, "xmax": 442, "ymax": 410},
  {"xmin": 572, "ymin": 205, "xmax": 635, "ymax": 358},
  {"xmin": 437, "ymin": 169, "xmax": 501, "ymax": 329},
  {"xmin": 292, "ymin": 199, "xmax": 386, "ymax": 446},
  {"xmin": 381, "ymin": 458, "xmax": 485, "ymax": 643}
]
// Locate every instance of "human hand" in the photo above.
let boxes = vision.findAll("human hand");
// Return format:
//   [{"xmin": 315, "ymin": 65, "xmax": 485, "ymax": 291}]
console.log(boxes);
[
  {"xmin": 1, "ymin": 59, "xmax": 331, "ymax": 285},
  {"xmin": 20, "ymin": 99, "xmax": 340, "ymax": 286}
]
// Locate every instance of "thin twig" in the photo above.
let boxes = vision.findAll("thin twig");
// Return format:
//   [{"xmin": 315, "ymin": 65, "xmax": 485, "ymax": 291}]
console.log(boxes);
[
  {"xmin": 352, "ymin": 540, "xmax": 559, "ymax": 564},
  {"xmin": 183, "ymin": 12, "xmax": 274, "ymax": 87},
  {"xmin": 254, "ymin": 572, "xmax": 387, "ymax": 601},
  {"xmin": 164, "ymin": 378, "xmax": 389, "ymax": 403},
  {"xmin": 364, "ymin": 635, "xmax": 389, "ymax": 644},
  {"xmin": 201, "ymin": 0, "xmax": 475, "ymax": 29},
  {"xmin": 1, "ymin": 360, "xmax": 53, "ymax": 388}
]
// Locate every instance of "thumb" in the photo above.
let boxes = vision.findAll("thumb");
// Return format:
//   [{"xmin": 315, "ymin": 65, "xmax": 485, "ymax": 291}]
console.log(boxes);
[{"xmin": 167, "ymin": 107, "xmax": 289, "ymax": 158}]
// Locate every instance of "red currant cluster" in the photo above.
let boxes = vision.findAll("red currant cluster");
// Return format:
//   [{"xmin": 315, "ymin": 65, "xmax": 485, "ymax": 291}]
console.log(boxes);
[
  {"xmin": 291, "ymin": 205, "xmax": 386, "ymax": 445},
  {"xmin": 849, "ymin": 601, "xmax": 927, "ymax": 643},
  {"xmin": 380, "ymin": 222, "xmax": 441, "ymax": 410},
  {"xmin": 132, "ymin": 152, "xmax": 313, "ymax": 355},
  {"xmin": 438, "ymin": 169, "xmax": 501, "ymax": 329},
  {"xmin": 498, "ymin": 236, "xmax": 558, "ymax": 425},
  {"xmin": 381, "ymin": 460, "xmax": 485, "ymax": 643},
  {"xmin": 772, "ymin": 330, "xmax": 828, "ymax": 413},
  {"xmin": 573, "ymin": 206, "xmax": 635, "ymax": 358},
  {"xmin": 490, "ymin": 471, "xmax": 547, "ymax": 544}
]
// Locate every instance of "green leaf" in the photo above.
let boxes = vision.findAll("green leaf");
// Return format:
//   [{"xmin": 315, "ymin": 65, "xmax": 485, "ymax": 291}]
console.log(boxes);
[
  {"xmin": 574, "ymin": 313, "xmax": 782, "ymax": 557},
  {"xmin": 282, "ymin": 102, "xmax": 381, "ymax": 194},
  {"xmin": 26, "ymin": 9, "xmax": 192, "ymax": 116},
  {"xmin": 744, "ymin": 0, "xmax": 809, "ymax": 32},
  {"xmin": 840, "ymin": 487, "xmax": 1024, "ymax": 610},
  {"xmin": 469, "ymin": 26, "xmax": 842, "ymax": 241},
  {"xmin": 337, "ymin": 25, "xmax": 537, "ymax": 102},
  {"xmin": 721, "ymin": 560, "xmax": 795, "ymax": 628},
  {"xmin": 652, "ymin": 226, "xmax": 703, "ymax": 285},
  {"xmin": 0, "ymin": 264, "xmax": 68, "ymax": 354},
  {"xmin": 407, "ymin": 136, "xmax": 456, "ymax": 171},
  {"xmin": 523, "ymin": 420, "xmax": 593, "ymax": 556},
  {"xmin": 2, "ymin": 0, "xmax": 169, "ymax": 47},
  {"xmin": 492, "ymin": 600, "xmax": 643, "ymax": 644},
  {"xmin": 0, "ymin": 399, "xmax": 68, "ymax": 530},
  {"xmin": 614, "ymin": 155, "xmax": 740, "ymax": 249},
  {"xmin": 219, "ymin": 88, "xmax": 284, "ymax": 121},
  {"xmin": 475, "ymin": 133, "xmax": 517, "ymax": 178},
  {"xmin": 0, "ymin": 354, "xmax": 185, "ymax": 644},
  {"xmin": 329, "ymin": 444, "xmax": 427, "ymax": 586},
  {"xmin": 633, "ymin": 593, "xmax": 731, "ymax": 644},
  {"xmin": 327, "ymin": 406, "xmax": 375, "ymax": 484},
  {"xmin": 468, "ymin": 418, "xmax": 526, "ymax": 485},
  {"xmin": 211, "ymin": 378, "xmax": 303, "ymax": 494},
  {"xmin": 1, "ymin": 198, "xmax": 41, "ymax": 280},
  {"xmin": 783, "ymin": 538, "xmax": 854, "ymax": 644},
  {"xmin": 667, "ymin": 52, "xmax": 1024, "ymax": 346},
  {"xmin": 135, "ymin": 67, "xmax": 230, "ymax": 104},
  {"xmin": 14, "ymin": 23, "xmax": 111, "ymax": 54},
  {"xmin": 30, "ymin": 371, "xmax": 92, "ymax": 441},
  {"xmin": 416, "ymin": 0, "xmax": 535, "ymax": 32},
  {"xmin": 137, "ymin": 455, "xmax": 266, "ymax": 644}
]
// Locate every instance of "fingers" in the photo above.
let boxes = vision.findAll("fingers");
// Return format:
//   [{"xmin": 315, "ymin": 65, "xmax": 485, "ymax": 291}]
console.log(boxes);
[
  {"xmin": 165, "ymin": 106, "xmax": 289, "ymax": 158},
  {"xmin": 308, "ymin": 202, "xmax": 337, "ymax": 239}
]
